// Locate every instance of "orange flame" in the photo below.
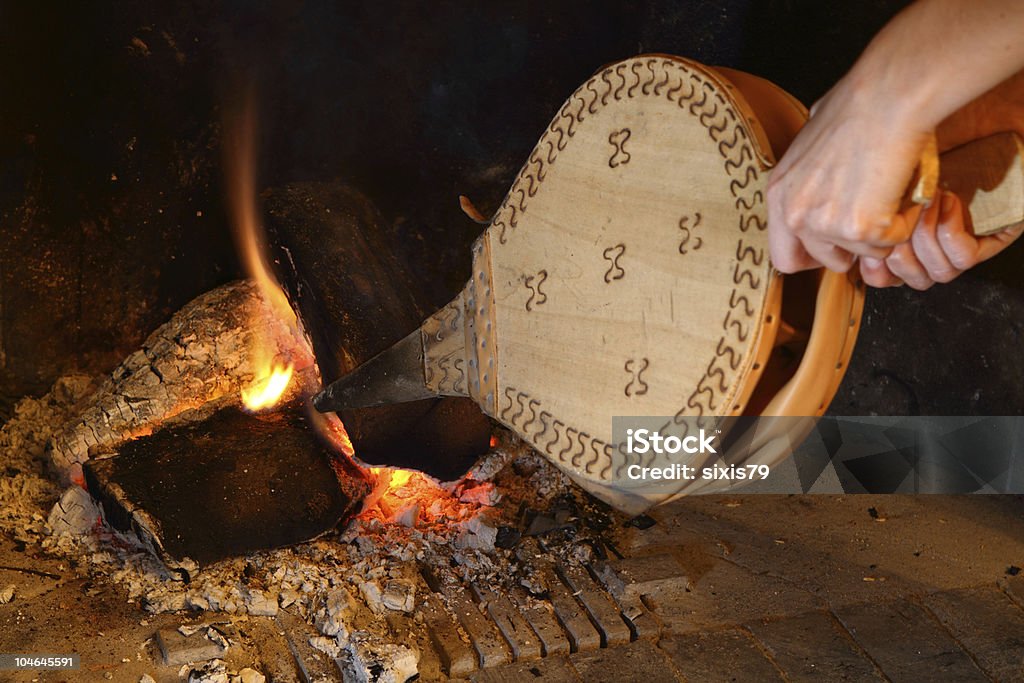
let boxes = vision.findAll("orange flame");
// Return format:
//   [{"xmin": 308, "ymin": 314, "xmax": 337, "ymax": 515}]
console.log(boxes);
[
  {"xmin": 224, "ymin": 82, "xmax": 295, "ymax": 325},
  {"xmin": 224, "ymin": 81, "xmax": 297, "ymax": 411},
  {"xmin": 372, "ymin": 467, "xmax": 414, "ymax": 492},
  {"xmin": 362, "ymin": 466, "xmax": 494, "ymax": 529},
  {"xmin": 241, "ymin": 363, "xmax": 294, "ymax": 411}
]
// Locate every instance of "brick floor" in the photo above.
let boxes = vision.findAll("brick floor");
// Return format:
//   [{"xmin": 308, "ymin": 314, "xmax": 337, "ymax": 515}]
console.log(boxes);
[
  {"xmin": 4, "ymin": 496, "xmax": 1024, "ymax": 681},
  {"xmin": 747, "ymin": 611, "xmax": 884, "ymax": 681}
]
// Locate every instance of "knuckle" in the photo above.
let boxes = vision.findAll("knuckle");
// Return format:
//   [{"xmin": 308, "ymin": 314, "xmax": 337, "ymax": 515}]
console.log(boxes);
[
  {"xmin": 810, "ymin": 205, "xmax": 839, "ymax": 235},
  {"xmin": 769, "ymin": 246, "xmax": 802, "ymax": 274},
  {"xmin": 885, "ymin": 248, "xmax": 907, "ymax": 269},
  {"xmin": 860, "ymin": 256, "xmax": 884, "ymax": 273},
  {"xmin": 833, "ymin": 252, "xmax": 855, "ymax": 273},
  {"xmin": 865, "ymin": 245, "xmax": 894, "ymax": 261},
  {"xmin": 861, "ymin": 216, "xmax": 898, "ymax": 244},
  {"xmin": 906, "ymin": 275, "xmax": 933, "ymax": 291},
  {"xmin": 841, "ymin": 222, "xmax": 866, "ymax": 242},
  {"xmin": 930, "ymin": 267, "xmax": 959, "ymax": 284},
  {"xmin": 826, "ymin": 260, "xmax": 851, "ymax": 274},
  {"xmin": 858, "ymin": 262, "xmax": 886, "ymax": 287},
  {"xmin": 841, "ymin": 217, "xmax": 879, "ymax": 243},
  {"xmin": 781, "ymin": 202, "xmax": 810, "ymax": 233},
  {"xmin": 947, "ymin": 249, "xmax": 975, "ymax": 271}
]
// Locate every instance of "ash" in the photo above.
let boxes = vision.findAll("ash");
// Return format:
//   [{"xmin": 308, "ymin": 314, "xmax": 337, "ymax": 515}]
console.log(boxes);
[{"xmin": 0, "ymin": 375, "xmax": 629, "ymax": 680}]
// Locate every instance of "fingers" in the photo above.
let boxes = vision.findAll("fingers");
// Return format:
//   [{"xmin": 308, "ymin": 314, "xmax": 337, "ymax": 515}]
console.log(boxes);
[
  {"xmin": 883, "ymin": 195, "xmax": 945, "ymax": 290},
  {"xmin": 975, "ymin": 224, "xmax": 1024, "ymax": 262},
  {"xmin": 934, "ymin": 192, "xmax": 1024, "ymax": 269},
  {"xmin": 766, "ymin": 167, "xmax": 860, "ymax": 273},
  {"xmin": 909, "ymin": 194, "xmax": 960, "ymax": 282},
  {"xmin": 874, "ymin": 190, "xmax": 1024, "ymax": 290},
  {"xmin": 774, "ymin": 187, "xmax": 1021, "ymax": 288},
  {"xmin": 765, "ymin": 76, "xmax": 1021, "ymax": 281},
  {"xmin": 866, "ymin": 191, "xmax": 958, "ymax": 290},
  {"xmin": 860, "ymin": 256, "xmax": 903, "ymax": 288},
  {"xmin": 767, "ymin": 160, "xmax": 915, "ymax": 274},
  {"xmin": 767, "ymin": 209, "xmax": 820, "ymax": 273},
  {"xmin": 802, "ymin": 239, "xmax": 856, "ymax": 273},
  {"xmin": 935, "ymin": 193, "xmax": 978, "ymax": 270}
]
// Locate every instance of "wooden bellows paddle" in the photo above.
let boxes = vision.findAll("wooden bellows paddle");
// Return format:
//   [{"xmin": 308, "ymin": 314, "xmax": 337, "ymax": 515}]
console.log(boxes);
[{"xmin": 315, "ymin": 55, "xmax": 1024, "ymax": 511}]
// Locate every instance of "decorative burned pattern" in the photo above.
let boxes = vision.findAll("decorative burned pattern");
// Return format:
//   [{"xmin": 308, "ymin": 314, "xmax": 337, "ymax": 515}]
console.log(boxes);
[
  {"xmin": 678, "ymin": 212, "xmax": 703, "ymax": 254},
  {"xmin": 487, "ymin": 57, "xmax": 768, "ymax": 482},
  {"xmin": 607, "ymin": 128, "xmax": 632, "ymax": 167},
  {"xmin": 624, "ymin": 358, "xmax": 650, "ymax": 397},
  {"xmin": 524, "ymin": 270, "xmax": 548, "ymax": 311},
  {"xmin": 500, "ymin": 386, "xmax": 614, "ymax": 481},
  {"xmin": 422, "ymin": 297, "xmax": 467, "ymax": 395},
  {"xmin": 602, "ymin": 244, "xmax": 626, "ymax": 283}
]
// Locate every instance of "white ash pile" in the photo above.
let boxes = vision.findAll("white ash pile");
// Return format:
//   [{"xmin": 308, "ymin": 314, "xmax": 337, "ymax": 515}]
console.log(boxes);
[
  {"xmin": 0, "ymin": 374, "xmax": 97, "ymax": 544},
  {"xmin": 182, "ymin": 659, "xmax": 266, "ymax": 683}
]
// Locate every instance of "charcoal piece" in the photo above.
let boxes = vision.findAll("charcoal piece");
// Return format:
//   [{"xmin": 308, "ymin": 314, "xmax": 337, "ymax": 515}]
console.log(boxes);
[
  {"xmin": 262, "ymin": 181, "xmax": 491, "ymax": 478},
  {"xmin": 522, "ymin": 509, "xmax": 576, "ymax": 537},
  {"xmin": 495, "ymin": 526, "xmax": 521, "ymax": 550},
  {"xmin": 624, "ymin": 514, "xmax": 657, "ymax": 530},
  {"xmin": 83, "ymin": 405, "xmax": 369, "ymax": 574}
]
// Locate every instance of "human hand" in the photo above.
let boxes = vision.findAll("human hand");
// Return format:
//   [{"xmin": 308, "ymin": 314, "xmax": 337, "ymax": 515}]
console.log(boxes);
[
  {"xmin": 860, "ymin": 190, "xmax": 1024, "ymax": 289},
  {"xmin": 862, "ymin": 69, "xmax": 1024, "ymax": 289},
  {"xmin": 768, "ymin": 67, "xmax": 1024, "ymax": 285},
  {"xmin": 766, "ymin": 73, "xmax": 933, "ymax": 274}
]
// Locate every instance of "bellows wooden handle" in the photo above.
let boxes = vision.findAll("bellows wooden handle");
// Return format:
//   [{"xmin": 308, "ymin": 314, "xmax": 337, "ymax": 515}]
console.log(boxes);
[{"xmin": 914, "ymin": 131, "xmax": 1024, "ymax": 236}]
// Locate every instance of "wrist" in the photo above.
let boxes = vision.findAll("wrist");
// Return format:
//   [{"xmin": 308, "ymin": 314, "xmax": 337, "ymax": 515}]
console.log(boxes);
[
  {"xmin": 845, "ymin": 0, "xmax": 1024, "ymax": 135},
  {"xmin": 845, "ymin": 42, "xmax": 942, "ymax": 137}
]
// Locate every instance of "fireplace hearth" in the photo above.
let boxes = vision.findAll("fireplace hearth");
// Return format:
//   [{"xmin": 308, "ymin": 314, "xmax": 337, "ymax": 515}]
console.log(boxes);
[{"xmin": 5, "ymin": 2, "xmax": 1024, "ymax": 682}]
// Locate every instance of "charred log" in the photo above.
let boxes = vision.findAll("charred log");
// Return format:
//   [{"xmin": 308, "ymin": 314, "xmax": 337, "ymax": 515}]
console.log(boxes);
[
  {"xmin": 262, "ymin": 181, "xmax": 491, "ymax": 480},
  {"xmin": 47, "ymin": 281, "xmax": 315, "ymax": 484},
  {"xmin": 83, "ymin": 403, "xmax": 370, "ymax": 576}
]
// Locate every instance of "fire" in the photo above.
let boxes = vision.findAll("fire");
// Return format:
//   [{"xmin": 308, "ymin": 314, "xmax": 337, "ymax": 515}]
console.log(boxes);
[
  {"xmin": 224, "ymin": 82, "xmax": 296, "ymax": 326},
  {"xmin": 241, "ymin": 363, "xmax": 294, "ymax": 412},
  {"xmin": 363, "ymin": 466, "xmax": 443, "ymax": 528},
  {"xmin": 361, "ymin": 466, "xmax": 496, "ymax": 529},
  {"xmin": 381, "ymin": 468, "xmax": 414, "ymax": 490},
  {"xmin": 224, "ymin": 81, "xmax": 298, "ymax": 411},
  {"xmin": 308, "ymin": 410, "xmax": 356, "ymax": 457},
  {"xmin": 369, "ymin": 467, "xmax": 422, "ymax": 499}
]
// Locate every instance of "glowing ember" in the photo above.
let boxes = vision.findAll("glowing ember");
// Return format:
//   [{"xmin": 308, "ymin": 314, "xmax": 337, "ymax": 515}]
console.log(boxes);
[
  {"xmin": 360, "ymin": 466, "xmax": 496, "ymax": 529},
  {"xmin": 384, "ymin": 469, "xmax": 414, "ymax": 490},
  {"xmin": 242, "ymin": 363, "xmax": 294, "ymax": 412},
  {"xmin": 309, "ymin": 410, "xmax": 356, "ymax": 457},
  {"xmin": 369, "ymin": 467, "xmax": 425, "ymax": 501}
]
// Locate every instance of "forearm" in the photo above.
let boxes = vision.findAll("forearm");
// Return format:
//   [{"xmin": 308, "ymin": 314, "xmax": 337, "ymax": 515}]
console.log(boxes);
[
  {"xmin": 766, "ymin": 0, "xmax": 1024, "ymax": 277},
  {"xmin": 936, "ymin": 68, "xmax": 1024, "ymax": 150},
  {"xmin": 847, "ymin": 0, "xmax": 1024, "ymax": 133}
]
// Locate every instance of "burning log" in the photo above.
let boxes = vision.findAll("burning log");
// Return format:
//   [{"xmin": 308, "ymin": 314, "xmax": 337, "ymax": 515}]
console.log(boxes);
[
  {"xmin": 83, "ymin": 404, "xmax": 370, "ymax": 577},
  {"xmin": 43, "ymin": 183, "xmax": 495, "ymax": 574},
  {"xmin": 263, "ymin": 180, "xmax": 492, "ymax": 480},
  {"xmin": 45, "ymin": 149, "xmax": 494, "ymax": 579},
  {"xmin": 47, "ymin": 280, "xmax": 316, "ymax": 485}
]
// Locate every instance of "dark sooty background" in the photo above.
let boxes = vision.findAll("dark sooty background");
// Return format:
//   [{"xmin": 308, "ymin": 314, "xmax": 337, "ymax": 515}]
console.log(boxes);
[{"xmin": 1, "ymin": 0, "xmax": 1020, "ymax": 418}]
